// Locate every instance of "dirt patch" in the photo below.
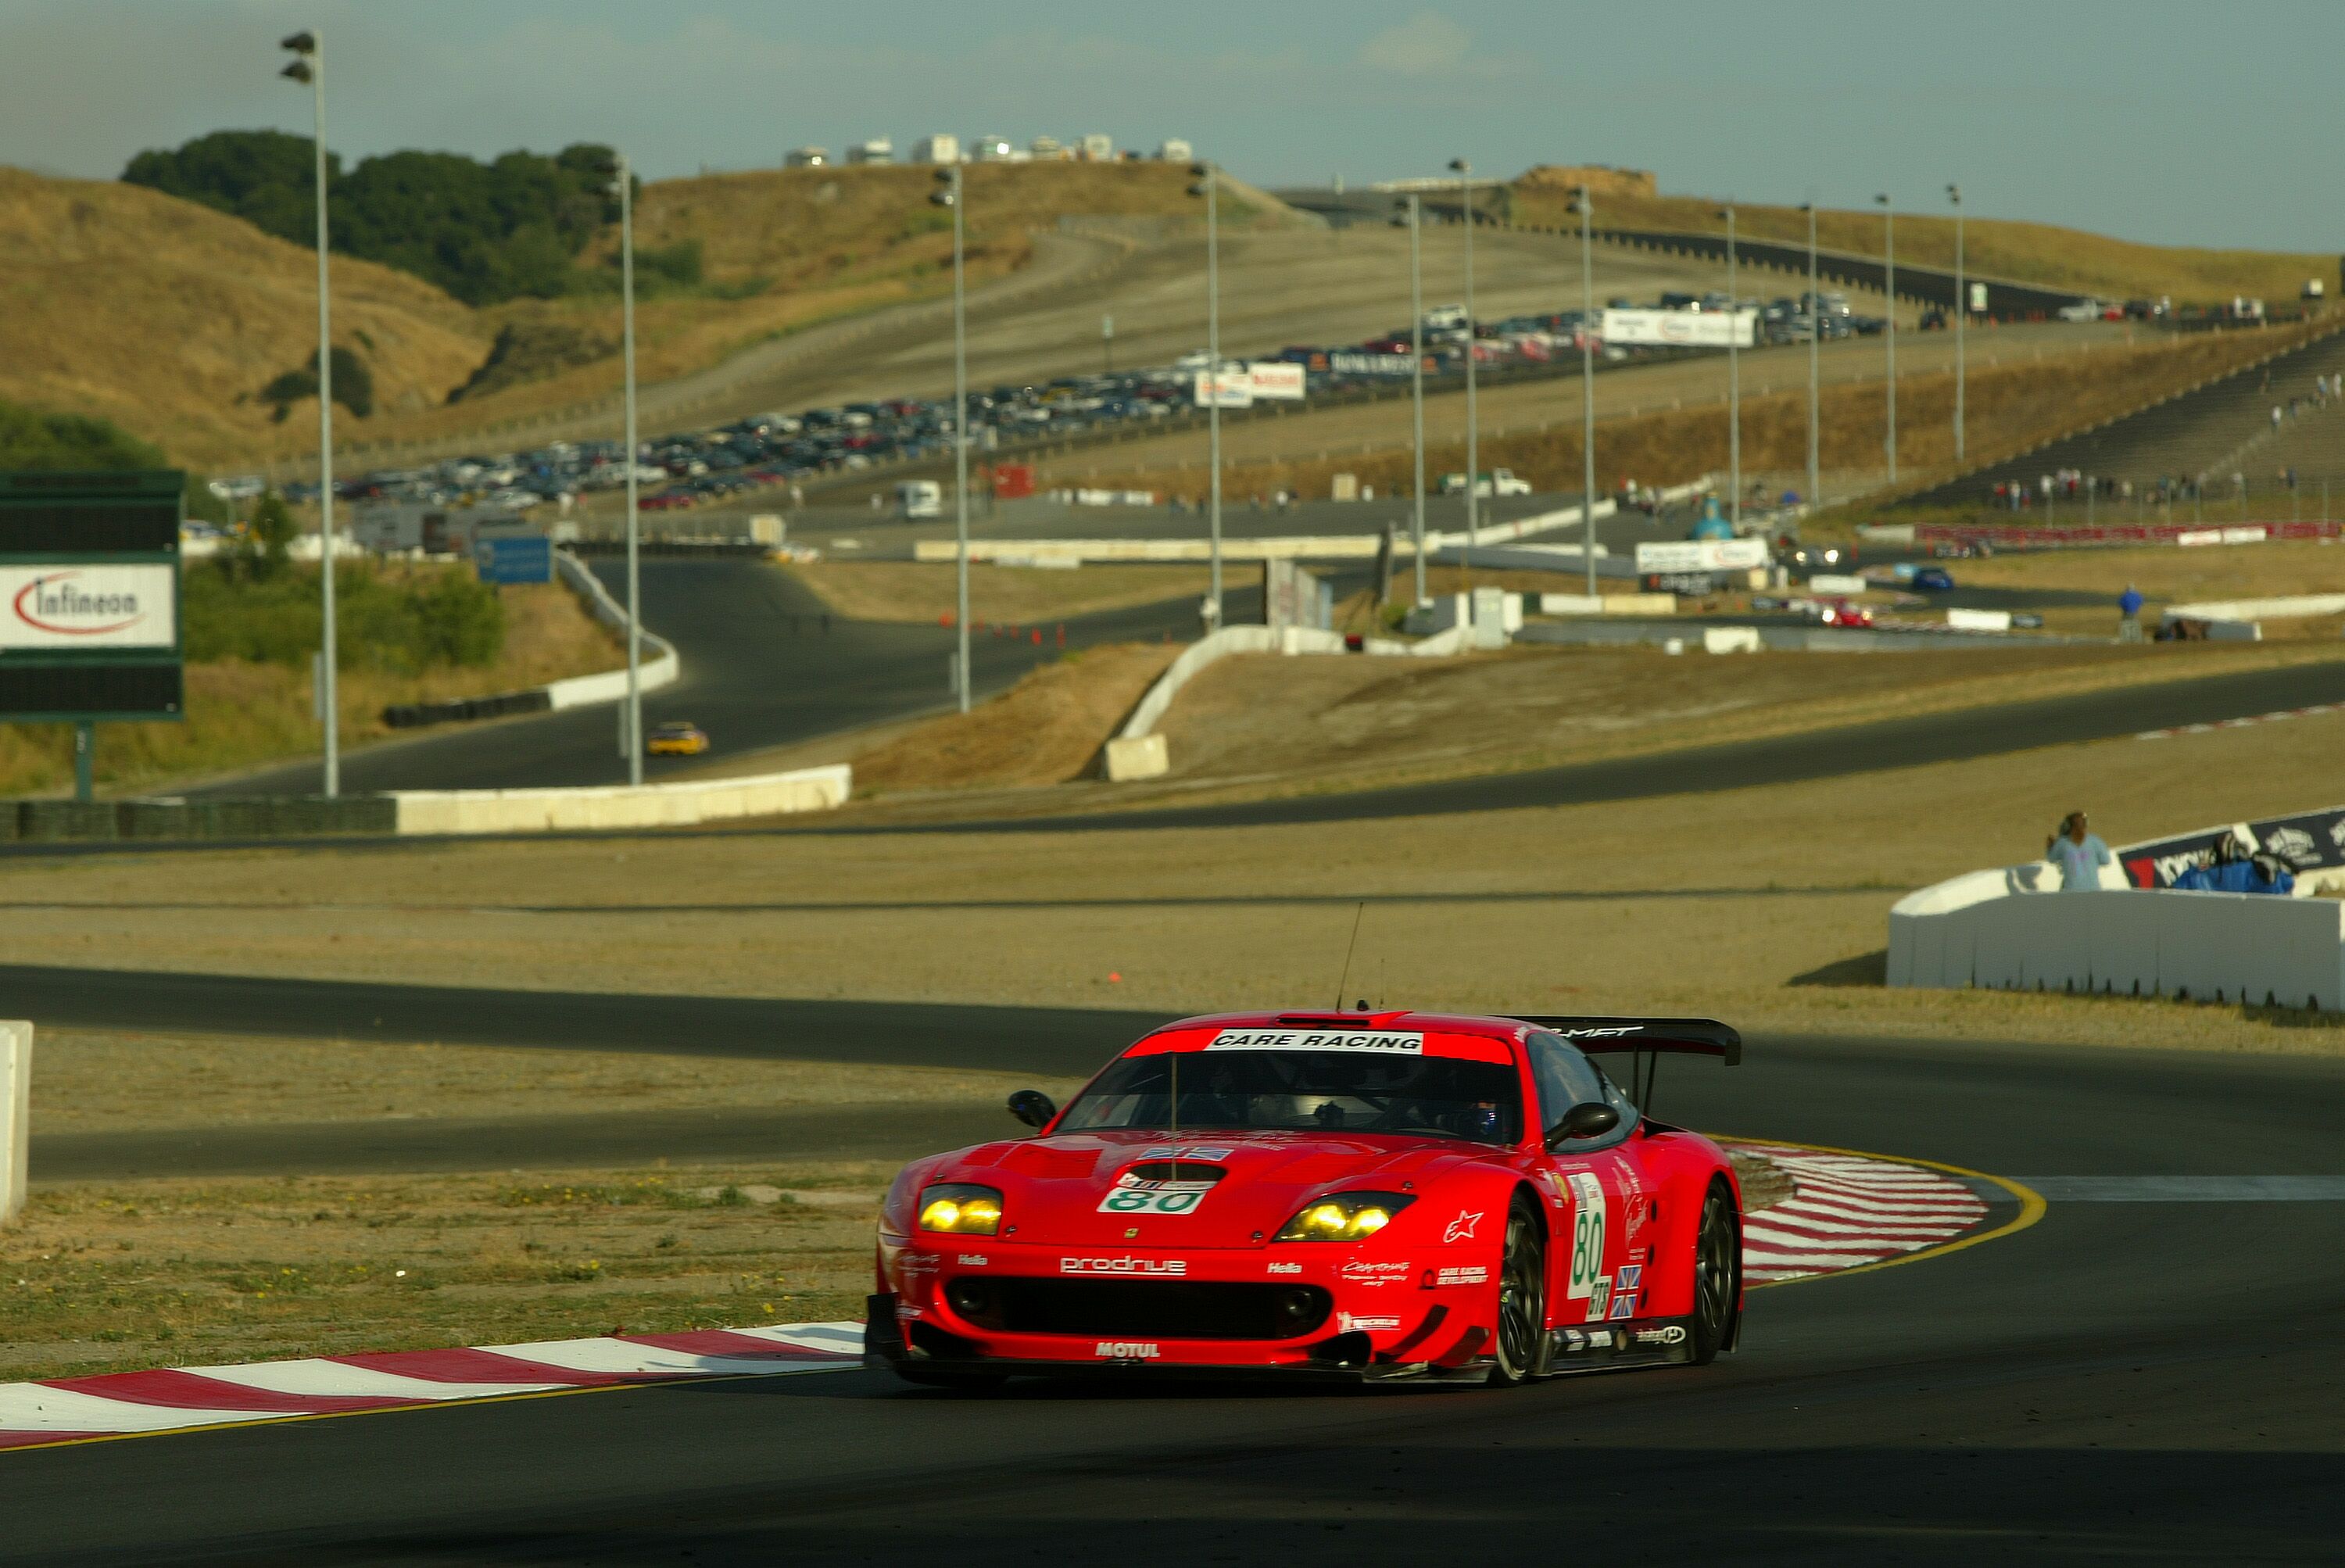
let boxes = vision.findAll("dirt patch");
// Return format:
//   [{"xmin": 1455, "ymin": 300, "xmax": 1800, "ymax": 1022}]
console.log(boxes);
[
  {"xmin": 851, "ymin": 642, "xmax": 1177, "ymax": 793},
  {"xmin": 784, "ymin": 560, "xmax": 1212, "ymax": 626},
  {"xmin": 1148, "ymin": 638, "xmax": 2345, "ymax": 799}
]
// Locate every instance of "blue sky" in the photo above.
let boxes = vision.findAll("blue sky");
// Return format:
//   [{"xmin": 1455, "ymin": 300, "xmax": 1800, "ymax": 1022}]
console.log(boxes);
[{"xmin": 2, "ymin": 0, "xmax": 2336, "ymax": 251}]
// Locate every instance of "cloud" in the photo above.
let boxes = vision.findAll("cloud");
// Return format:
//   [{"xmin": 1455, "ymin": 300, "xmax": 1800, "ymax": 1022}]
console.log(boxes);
[{"xmin": 1355, "ymin": 10, "xmax": 1473, "ymax": 74}]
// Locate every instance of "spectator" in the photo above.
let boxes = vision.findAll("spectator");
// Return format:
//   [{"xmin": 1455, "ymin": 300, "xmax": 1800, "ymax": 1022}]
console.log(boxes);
[
  {"xmin": 2118, "ymin": 582, "xmax": 2144, "ymax": 642},
  {"xmin": 2171, "ymin": 836, "xmax": 2295, "ymax": 896},
  {"xmin": 2046, "ymin": 811, "xmax": 2112, "ymax": 890}
]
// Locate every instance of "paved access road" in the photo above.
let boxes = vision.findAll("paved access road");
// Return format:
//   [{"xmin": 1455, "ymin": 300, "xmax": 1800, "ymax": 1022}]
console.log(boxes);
[
  {"xmin": 2, "ymin": 979, "xmax": 2339, "ymax": 1563},
  {"xmin": 211, "ymin": 559, "xmax": 1244, "ymax": 796}
]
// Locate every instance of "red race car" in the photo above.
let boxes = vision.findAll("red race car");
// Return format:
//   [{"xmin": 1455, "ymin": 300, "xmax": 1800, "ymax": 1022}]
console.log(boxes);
[{"xmin": 867, "ymin": 1008, "xmax": 1744, "ymax": 1387}]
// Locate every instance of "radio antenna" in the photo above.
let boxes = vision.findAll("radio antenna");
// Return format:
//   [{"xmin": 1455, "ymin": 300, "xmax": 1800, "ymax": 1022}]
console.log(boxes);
[{"xmin": 1332, "ymin": 901, "xmax": 1368, "ymax": 1011}]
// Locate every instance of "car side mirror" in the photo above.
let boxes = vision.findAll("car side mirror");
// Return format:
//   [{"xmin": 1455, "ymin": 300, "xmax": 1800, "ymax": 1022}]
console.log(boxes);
[
  {"xmin": 1007, "ymin": 1090, "xmax": 1058, "ymax": 1129},
  {"xmin": 1544, "ymin": 1101, "xmax": 1620, "ymax": 1149}
]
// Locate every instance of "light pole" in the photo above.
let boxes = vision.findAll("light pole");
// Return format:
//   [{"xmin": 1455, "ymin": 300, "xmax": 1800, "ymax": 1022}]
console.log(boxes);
[
  {"xmin": 614, "ymin": 152, "xmax": 643, "ymax": 785},
  {"xmin": 1188, "ymin": 163, "xmax": 1223, "ymax": 628},
  {"xmin": 1877, "ymin": 192, "xmax": 1896, "ymax": 485},
  {"xmin": 280, "ymin": 30, "xmax": 337, "ymax": 797},
  {"xmin": 1949, "ymin": 182, "xmax": 1966, "ymax": 463},
  {"xmin": 1722, "ymin": 202, "xmax": 1741, "ymax": 526},
  {"xmin": 934, "ymin": 166, "xmax": 970, "ymax": 711},
  {"xmin": 1406, "ymin": 194, "xmax": 1428, "ymax": 605},
  {"xmin": 1802, "ymin": 201, "xmax": 1821, "ymax": 512},
  {"xmin": 1450, "ymin": 158, "xmax": 1478, "ymax": 579},
  {"xmin": 1575, "ymin": 185, "xmax": 1597, "ymax": 597}
]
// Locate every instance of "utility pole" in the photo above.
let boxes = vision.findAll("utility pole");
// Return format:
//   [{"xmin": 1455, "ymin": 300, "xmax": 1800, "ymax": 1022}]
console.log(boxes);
[
  {"xmin": 1949, "ymin": 183, "xmax": 1966, "ymax": 462},
  {"xmin": 280, "ymin": 30, "xmax": 337, "ymax": 797},
  {"xmin": 1803, "ymin": 201, "xmax": 1821, "ymax": 513},
  {"xmin": 1878, "ymin": 192, "xmax": 1896, "ymax": 485},
  {"xmin": 934, "ymin": 166, "xmax": 971, "ymax": 711},
  {"xmin": 1408, "ymin": 194, "xmax": 1427, "ymax": 605},
  {"xmin": 616, "ymin": 152, "xmax": 643, "ymax": 785},
  {"xmin": 1723, "ymin": 202, "xmax": 1741, "ymax": 526},
  {"xmin": 1188, "ymin": 163, "xmax": 1224, "ymax": 628},
  {"xmin": 1578, "ymin": 186, "xmax": 1597, "ymax": 598},
  {"xmin": 1451, "ymin": 158, "xmax": 1477, "ymax": 580}
]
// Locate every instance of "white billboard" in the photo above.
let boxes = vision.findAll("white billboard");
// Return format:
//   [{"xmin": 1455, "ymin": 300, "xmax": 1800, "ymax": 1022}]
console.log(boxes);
[
  {"xmin": 1634, "ymin": 538, "xmax": 1770, "ymax": 574},
  {"xmin": 0, "ymin": 564, "xmax": 177, "ymax": 650},
  {"xmin": 1243, "ymin": 362, "xmax": 1305, "ymax": 400},
  {"xmin": 1193, "ymin": 371, "xmax": 1251, "ymax": 409},
  {"xmin": 1599, "ymin": 309, "xmax": 1756, "ymax": 349}
]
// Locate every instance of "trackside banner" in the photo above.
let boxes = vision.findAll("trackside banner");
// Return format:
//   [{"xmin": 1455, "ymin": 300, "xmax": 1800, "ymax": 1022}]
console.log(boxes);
[
  {"xmin": 2120, "ymin": 804, "xmax": 2345, "ymax": 887},
  {"xmin": 0, "ymin": 564, "xmax": 177, "ymax": 650}
]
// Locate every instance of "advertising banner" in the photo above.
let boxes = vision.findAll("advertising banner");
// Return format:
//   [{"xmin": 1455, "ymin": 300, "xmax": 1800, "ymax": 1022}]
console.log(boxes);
[
  {"xmin": 2120, "ymin": 804, "xmax": 2345, "ymax": 887},
  {"xmin": 1192, "ymin": 371, "xmax": 1252, "ymax": 409},
  {"xmin": 0, "ymin": 564, "xmax": 177, "ymax": 650},
  {"xmin": 1598, "ymin": 309, "xmax": 1757, "ymax": 349},
  {"xmin": 1634, "ymin": 538, "xmax": 1768, "ymax": 574},
  {"xmin": 474, "ymin": 534, "xmax": 553, "ymax": 585},
  {"xmin": 1242, "ymin": 362, "xmax": 1305, "ymax": 400}
]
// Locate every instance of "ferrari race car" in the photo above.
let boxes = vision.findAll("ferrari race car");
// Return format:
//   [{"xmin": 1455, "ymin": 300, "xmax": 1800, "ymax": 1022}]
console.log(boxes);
[
  {"xmin": 868, "ymin": 1008, "xmax": 1744, "ymax": 1387},
  {"xmin": 645, "ymin": 720, "xmax": 710, "ymax": 757}
]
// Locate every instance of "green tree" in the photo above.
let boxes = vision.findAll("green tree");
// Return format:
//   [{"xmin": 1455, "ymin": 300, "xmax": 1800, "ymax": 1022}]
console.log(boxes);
[
  {"xmin": 0, "ymin": 398, "xmax": 226, "ymax": 524},
  {"xmin": 261, "ymin": 345, "xmax": 374, "ymax": 420}
]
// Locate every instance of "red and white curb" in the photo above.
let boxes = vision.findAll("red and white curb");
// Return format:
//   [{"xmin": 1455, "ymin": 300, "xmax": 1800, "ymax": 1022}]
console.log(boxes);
[
  {"xmin": 0, "ymin": 1151, "xmax": 1997, "ymax": 1450},
  {"xmin": 2137, "ymin": 701, "xmax": 2343, "ymax": 740},
  {"xmin": 0, "ymin": 1322, "xmax": 860, "ymax": 1452},
  {"xmin": 1732, "ymin": 1144, "xmax": 1992, "ymax": 1284}
]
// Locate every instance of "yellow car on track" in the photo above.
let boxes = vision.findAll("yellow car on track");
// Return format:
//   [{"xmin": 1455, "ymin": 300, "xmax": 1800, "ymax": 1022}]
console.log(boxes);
[{"xmin": 646, "ymin": 720, "xmax": 711, "ymax": 757}]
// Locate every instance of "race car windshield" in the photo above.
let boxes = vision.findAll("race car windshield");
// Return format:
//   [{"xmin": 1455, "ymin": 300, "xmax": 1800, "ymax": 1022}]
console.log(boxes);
[{"xmin": 1057, "ymin": 1050, "xmax": 1522, "ymax": 1145}]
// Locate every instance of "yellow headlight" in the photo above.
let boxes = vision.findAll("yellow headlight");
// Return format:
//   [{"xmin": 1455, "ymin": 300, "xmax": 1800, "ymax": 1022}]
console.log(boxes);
[
  {"xmin": 1302, "ymin": 1204, "xmax": 1349, "ymax": 1236},
  {"xmin": 918, "ymin": 1190, "xmax": 1002, "ymax": 1234},
  {"xmin": 1348, "ymin": 1207, "xmax": 1391, "ymax": 1237},
  {"xmin": 1273, "ymin": 1191, "xmax": 1416, "ymax": 1242}
]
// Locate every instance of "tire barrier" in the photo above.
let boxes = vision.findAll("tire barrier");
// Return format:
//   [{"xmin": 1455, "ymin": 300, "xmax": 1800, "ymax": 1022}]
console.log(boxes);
[
  {"xmin": 382, "ymin": 689, "xmax": 554, "ymax": 729},
  {"xmin": 0, "ymin": 796, "xmax": 399, "ymax": 843}
]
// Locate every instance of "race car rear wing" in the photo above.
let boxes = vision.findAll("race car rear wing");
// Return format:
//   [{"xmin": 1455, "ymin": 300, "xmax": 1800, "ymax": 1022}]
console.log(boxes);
[
  {"xmin": 1505, "ymin": 1015, "xmax": 1742, "ymax": 1065},
  {"xmin": 1505, "ymin": 1015, "xmax": 1741, "ymax": 1119}
]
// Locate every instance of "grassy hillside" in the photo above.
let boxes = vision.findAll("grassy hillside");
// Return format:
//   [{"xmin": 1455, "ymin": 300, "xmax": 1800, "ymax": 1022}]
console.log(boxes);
[
  {"xmin": 0, "ymin": 160, "xmax": 1284, "ymax": 471},
  {"xmin": 1507, "ymin": 168, "xmax": 2332, "ymax": 308},
  {"xmin": 0, "ymin": 166, "xmax": 489, "ymax": 471}
]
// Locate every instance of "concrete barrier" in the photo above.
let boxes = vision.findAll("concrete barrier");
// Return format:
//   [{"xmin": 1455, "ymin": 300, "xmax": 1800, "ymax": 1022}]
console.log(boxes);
[
  {"xmin": 1889, "ymin": 843, "xmax": 2345, "ymax": 1010},
  {"xmin": 0, "ymin": 1021, "xmax": 26, "ymax": 1227},
  {"xmin": 1702, "ymin": 626, "xmax": 1761, "ymax": 654},
  {"xmin": 391, "ymin": 764, "xmax": 851, "ymax": 836},
  {"xmin": 1946, "ymin": 607, "xmax": 2014, "ymax": 632},
  {"xmin": 550, "ymin": 549, "xmax": 679, "ymax": 709},
  {"xmin": 1103, "ymin": 734, "xmax": 1169, "ymax": 782}
]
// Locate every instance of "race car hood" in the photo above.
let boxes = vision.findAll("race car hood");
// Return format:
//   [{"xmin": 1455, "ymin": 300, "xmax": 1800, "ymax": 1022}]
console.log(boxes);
[{"xmin": 917, "ymin": 1128, "xmax": 1502, "ymax": 1250}]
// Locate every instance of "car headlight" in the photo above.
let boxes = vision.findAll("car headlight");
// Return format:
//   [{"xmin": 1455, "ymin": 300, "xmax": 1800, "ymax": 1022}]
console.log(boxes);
[
  {"xmin": 1274, "ymin": 1191, "xmax": 1415, "ymax": 1242},
  {"xmin": 917, "ymin": 1183, "xmax": 1004, "ymax": 1235}
]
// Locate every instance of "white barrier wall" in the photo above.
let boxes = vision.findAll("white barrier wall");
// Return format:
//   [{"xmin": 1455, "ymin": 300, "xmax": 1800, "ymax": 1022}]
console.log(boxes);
[
  {"xmin": 550, "ymin": 550, "xmax": 680, "ymax": 708},
  {"xmin": 392, "ymin": 764, "xmax": 850, "ymax": 836},
  {"xmin": 1889, "ymin": 857, "xmax": 2345, "ymax": 1010},
  {"xmin": 0, "ymin": 1021, "xmax": 28, "ymax": 1227}
]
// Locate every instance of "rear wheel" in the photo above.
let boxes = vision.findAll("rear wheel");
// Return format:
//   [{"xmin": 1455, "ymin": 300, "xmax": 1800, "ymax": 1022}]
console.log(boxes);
[
  {"xmin": 1488, "ymin": 1200, "xmax": 1546, "ymax": 1387},
  {"xmin": 1689, "ymin": 1180, "xmax": 1739, "ymax": 1366}
]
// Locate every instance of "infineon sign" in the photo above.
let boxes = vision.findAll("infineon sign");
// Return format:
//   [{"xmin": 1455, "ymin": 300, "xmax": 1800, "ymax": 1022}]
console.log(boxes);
[{"xmin": 0, "ymin": 471, "xmax": 184, "ymax": 721}]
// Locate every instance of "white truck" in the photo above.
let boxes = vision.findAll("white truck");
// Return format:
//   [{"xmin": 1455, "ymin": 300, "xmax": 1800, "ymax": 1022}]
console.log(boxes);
[
  {"xmin": 897, "ymin": 480, "xmax": 943, "ymax": 519},
  {"xmin": 1441, "ymin": 468, "xmax": 1532, "ymax": 499}
]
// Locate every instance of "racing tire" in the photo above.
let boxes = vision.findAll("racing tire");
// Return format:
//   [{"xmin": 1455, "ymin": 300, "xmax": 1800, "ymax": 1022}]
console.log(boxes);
[
  {"xmin": 1487, "ymin": 1198, "xmax": 1546, "ymax": 1387},
  {"xmin": 1688, "ymin": 1180, "xmax": 1740, "ymax": 1366}
]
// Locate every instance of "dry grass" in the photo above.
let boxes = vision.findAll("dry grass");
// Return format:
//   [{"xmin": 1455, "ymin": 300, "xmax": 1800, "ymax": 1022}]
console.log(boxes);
[
  {"xmin": 782, "ymin": 560, "xmax": 1215, "ymax": 625},
  {"xmin": 1070, "ymin": 322, "xmax": 2329, "ymax": 512},
  {"xmin": 3, "ymin": 685, "xmax": 2343, "ymax": 1057},
  {"xmin": 1508, "ymin": 171, "xmax": 2336, "ymax": 308},
  {"xmin": 1947, "ymin": 538, "xmax": 2345, "ymax": 606},
  {"xmin": 852, "ymin": 643, "xmax": 1176, "ymax": 793},
  {"xmin": 0, "ymin": 575, "xmax": 619, "ymax": 797},
  {"xmin": 27, "ymin": 1027, "xmax": 1079, "ymax": 1137},
  {"xmin": 0, "ymin": 168, "xmax": 489, "ymax": 471},
  {"xmin": 0, "ymin": 1164, "xmax": 886, "ymax": 1381}
]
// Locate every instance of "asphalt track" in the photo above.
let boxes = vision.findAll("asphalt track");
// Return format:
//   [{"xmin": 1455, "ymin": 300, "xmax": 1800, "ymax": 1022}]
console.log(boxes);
[
  {"xmin": 853, "ymin": 654, "xmax": 2345, "ymax": 834},
  {"xmin": 4, "ymin": 981, "xmax": 2341, "ymax": 1562},
  {"xmin": 210, "ymin": 559, "xmax": 1249, "ymax": 796}
]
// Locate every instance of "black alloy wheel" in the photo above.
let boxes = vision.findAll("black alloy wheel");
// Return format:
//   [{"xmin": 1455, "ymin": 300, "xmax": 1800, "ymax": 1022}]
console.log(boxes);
[
  {"xmin": 1488, "ymin": 1201, "xmax": 1546, "ymax": 1387},
  {"xmin": 1689, "ymin": 1181, "xmax": 1739, "ymax": 1366}
]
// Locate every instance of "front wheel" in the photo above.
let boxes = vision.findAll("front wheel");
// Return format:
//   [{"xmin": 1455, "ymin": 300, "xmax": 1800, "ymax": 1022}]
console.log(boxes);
[
  {"xmin": 1688, "ymin": 1180, "xmax": 1740, "ymax": 1366},
  {"xmin": 1488, "ymin": 1201, "xmax": 1546, "ymax": 1387}
]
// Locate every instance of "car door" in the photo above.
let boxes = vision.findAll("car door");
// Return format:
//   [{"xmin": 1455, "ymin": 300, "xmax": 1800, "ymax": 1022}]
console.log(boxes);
[{"xmin": 1527, "ymin": 1034, "xmax": 1642, "ymax": 1329}]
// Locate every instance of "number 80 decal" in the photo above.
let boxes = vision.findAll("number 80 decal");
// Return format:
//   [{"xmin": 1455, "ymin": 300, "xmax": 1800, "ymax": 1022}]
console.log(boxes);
[{"xmin": 1097, "ymin": 1180, "xmax": 1212, "ymax": 1215}]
